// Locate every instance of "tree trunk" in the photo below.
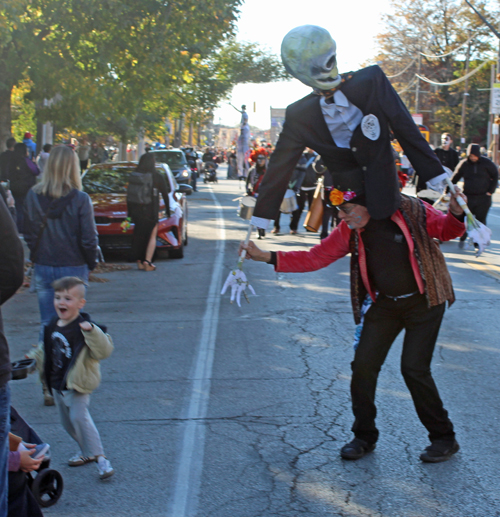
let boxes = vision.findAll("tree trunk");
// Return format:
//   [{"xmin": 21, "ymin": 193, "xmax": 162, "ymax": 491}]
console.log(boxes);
[
  {"xmin": 188, "ymin": 121, "xmax": 193, "ymax": 146},
  {"xmin": 0, "ymin": 81, "xmax": 13, "ymax": 153},
  {"xmin": 137, "ymin": 130, "xmax": 145, "ymax": 158},
  {"xmin": 119, "ymin": 141, "xmax": 128, "ymax": 161}
]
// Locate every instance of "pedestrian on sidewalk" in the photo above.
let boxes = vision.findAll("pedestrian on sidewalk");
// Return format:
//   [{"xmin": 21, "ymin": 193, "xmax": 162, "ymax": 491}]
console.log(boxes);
[
  {"xmin": 27, "ymin": 276, "xmax": 115, "ymax": 480},
  {"xmin": 240, "ymin": 168, "xmax": 466, "ymax": 464},
  {"xmin": 23, "ymin": 145, "xmax": 98, "ymax": 405},
  {"xmin": 22, "ymin": 133, "xmax": 36, "ymax": 161},
  {"xmin": 434, "ymin": 133, "xmax": 459, "ymax": 172},
  {"xmin": 246, "ymin": 149, "xmax": 268, "ymax": 239},
  {"xmin": 289, "ymin": 149, "xmax": 318, "ymax": 235},
  {"xmin": 127, "ymin": 152, "xmax": 170, "ymax": 271},
  {"xmin": 36, "ymin": 143, "xmax": 52, "ymax": 176},
  {"xmin": 0, "ymin": 137, "xmax": 16, "ymax": 181},
  {"xmin": 76, "ymin": 140, "xmax": 90, "ymax": 172},
  {"xmin": 451, "ymin": 143, "xmax": 498, "ymax": 247},
  {"xmin": 5, "ymin": 143, "xmax": 40, "ymax": 233}
]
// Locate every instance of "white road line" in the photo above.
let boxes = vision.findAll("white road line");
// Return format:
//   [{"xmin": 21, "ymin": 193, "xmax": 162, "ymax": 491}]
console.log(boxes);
[
  {"xmin": 488, "ymin": 213, "xmax": 500, "ymax": 219},
  {"xmin": 169, "ymin": 187, "xmax": 225, "ymax": 517}
]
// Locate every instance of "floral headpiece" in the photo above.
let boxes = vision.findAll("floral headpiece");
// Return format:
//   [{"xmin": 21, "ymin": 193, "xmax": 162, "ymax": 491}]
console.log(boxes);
[
  {"xmin": 329, "ymin": 188, "xmax": 357, "ymax": 206},
  {"xmin": 249, "ymin": 147, "xmax": 268, "ymax": 163}
]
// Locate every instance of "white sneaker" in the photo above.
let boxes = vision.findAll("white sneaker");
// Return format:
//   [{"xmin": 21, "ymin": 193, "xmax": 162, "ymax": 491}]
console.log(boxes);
[{"xmin": 97, "ymin": 456, "xmax": 114, "ymax": 480}]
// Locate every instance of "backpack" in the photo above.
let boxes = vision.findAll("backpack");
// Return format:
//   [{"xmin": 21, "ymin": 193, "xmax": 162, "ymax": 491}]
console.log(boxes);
[
  {"xmin": 127, "ymin": 172, "xmax": 153, "ymax": 205},
  {"xmin": 300, "ymin": 155, "xmax": 318, "ymax": 189}
]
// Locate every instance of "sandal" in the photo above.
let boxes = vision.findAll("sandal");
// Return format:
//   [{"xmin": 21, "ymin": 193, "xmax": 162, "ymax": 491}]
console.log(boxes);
[
  {"xmin": 137, "ymin": 260, "xmax": 145, "ymax": 270},
  {"xmin": 68, "ymin": 454, "xmax": 96, "ymax": 467},
  {"xmin": 143, "ymin": 260, "xmax": 156, "ymax": 271}
]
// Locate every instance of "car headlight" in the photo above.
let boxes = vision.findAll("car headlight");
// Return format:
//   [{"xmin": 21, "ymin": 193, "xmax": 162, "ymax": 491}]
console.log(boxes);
[{"xmin": 181, "ymin": 170, "xmax": 189, "ymax": 177}]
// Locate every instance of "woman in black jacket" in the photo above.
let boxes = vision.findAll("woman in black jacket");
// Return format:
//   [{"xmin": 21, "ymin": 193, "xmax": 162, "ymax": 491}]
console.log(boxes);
[
  {"xmin": 127, "ymin": 153, "xmax": 170, "ymax": 271},
  {"xmin": 24, "ymin": 145, "xmax": 98, "ymax": 339},
  {"xmin": 6, "ymin": 143, "xmax": 40, "ymax": 232}
]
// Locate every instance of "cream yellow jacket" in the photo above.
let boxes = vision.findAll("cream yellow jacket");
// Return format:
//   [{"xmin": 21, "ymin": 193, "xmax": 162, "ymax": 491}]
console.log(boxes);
[{"xmin": 29, "ymin": 323, "xmax": 113, "ymax": 395}]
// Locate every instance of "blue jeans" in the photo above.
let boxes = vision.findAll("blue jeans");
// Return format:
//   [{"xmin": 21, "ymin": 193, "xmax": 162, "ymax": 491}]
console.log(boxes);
[
  {"xmin": 0, "ymin": 384, "xmax": 10, "ymax": 517},
  {"xmin": 34, "ymin": 264, "xmax": 89, "ymax": 340}
]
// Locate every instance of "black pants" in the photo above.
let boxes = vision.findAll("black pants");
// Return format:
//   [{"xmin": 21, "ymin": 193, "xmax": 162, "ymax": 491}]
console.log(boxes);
[
  {"xmin": 459, "ymin": 193, "xmax": 491, "ymax": 241},
  {"xmin": 290, "ymin": 190, "xmax": 315, "ymax": 230},
  {"xmin": 351, "ymin": 293, "xmax": 455, "ymax": 445},
  {"xmin": 131, "ymin": 217, "xmax": 156, "ymax": 262},
  {"xmin": 320, "ymin": 198, "xmax": 340, "ymax": 239}
]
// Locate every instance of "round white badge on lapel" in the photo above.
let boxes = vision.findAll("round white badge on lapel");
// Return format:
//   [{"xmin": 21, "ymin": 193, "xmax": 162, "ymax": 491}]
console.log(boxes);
[{"xmin": 361, "ymin": 114, "xmax": 380, "ymax": 141}]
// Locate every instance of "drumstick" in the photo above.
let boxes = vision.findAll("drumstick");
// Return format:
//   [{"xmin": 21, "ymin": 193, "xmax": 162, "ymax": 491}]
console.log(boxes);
[{"xmin": 237, "ymin": 222, "xmax": 254, "ymax": 268}]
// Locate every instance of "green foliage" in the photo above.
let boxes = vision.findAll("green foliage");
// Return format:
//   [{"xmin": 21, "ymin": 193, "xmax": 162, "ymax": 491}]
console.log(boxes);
[
  {"xmin": 11, "ymin": 80, "xmax": 36, "ymax": 141},
  {"xmin": 2, "ymin": 0, "xmax": 272, "ymax": 144}
]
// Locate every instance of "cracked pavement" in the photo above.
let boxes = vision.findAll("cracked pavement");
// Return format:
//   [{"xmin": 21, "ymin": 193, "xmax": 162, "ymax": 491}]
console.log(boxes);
[{"xmin": 4, "ymin": 175, "xmax": 500, "ymax": 516}]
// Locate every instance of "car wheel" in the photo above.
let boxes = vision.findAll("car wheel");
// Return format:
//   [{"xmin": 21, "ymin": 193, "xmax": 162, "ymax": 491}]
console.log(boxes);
[{"xmin": 169, "ymin": 241, "xmax": 184, "ymax": 259}]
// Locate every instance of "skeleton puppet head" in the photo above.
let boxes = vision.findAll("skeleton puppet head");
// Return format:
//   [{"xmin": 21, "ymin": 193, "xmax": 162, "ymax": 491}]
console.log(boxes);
[{"xmin": 281, "ymin": 25, "xmax": 341, "ymax": 91}]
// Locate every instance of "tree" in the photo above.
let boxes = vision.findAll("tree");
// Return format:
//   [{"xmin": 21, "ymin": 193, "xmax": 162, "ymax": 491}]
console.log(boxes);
[
  {"xmin": 0, "ymin": 0, "xmax": 245, "ymax": 150},
  {"xmin": 372, "ymin": 0, "xmax": 499, "ymax": 143}
]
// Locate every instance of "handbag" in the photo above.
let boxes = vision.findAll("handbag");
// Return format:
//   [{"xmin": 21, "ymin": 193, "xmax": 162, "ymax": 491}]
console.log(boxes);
[{"xmin": 303, "ymin": 177, "xmax": 324, "ymax": 232}]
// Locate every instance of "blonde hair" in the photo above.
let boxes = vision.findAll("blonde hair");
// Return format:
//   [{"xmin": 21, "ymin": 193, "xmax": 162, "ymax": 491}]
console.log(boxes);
[{"xmin": 34, "ymin": 145, "xmax": 82, "ymax": 198}]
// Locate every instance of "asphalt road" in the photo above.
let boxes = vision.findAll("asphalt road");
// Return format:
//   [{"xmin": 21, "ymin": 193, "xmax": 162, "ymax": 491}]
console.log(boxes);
[{"xmin": 5, "ymin": 168, "xmax": 500, "ymax": 516}]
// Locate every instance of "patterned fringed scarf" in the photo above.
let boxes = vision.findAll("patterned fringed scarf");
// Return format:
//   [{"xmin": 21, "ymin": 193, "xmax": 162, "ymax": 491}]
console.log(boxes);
[{"xmin": 349, "ymin": 195, "xmax": 455, "ymax": 324}]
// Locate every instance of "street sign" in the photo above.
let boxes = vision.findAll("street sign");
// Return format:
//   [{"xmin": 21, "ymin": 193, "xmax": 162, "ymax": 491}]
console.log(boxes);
[
  {"xmin": 412, "ymin": 113, "xmax": 423, "ymax": 125},
  {"xmin": 490, "ymin": 83, "xmax": 500, "ymax": 114}
]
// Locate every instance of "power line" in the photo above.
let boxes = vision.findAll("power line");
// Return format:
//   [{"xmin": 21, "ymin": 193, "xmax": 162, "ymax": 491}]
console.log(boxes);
[
  {"xmin": 386, "ymin": 57, "xmax": 418, "ymax": 78},
  {"xmin": 420, "ymin": 33, "xmax": 476, "ymax": 59},
  {"xmin": 415, "ymin": 58, "xmax": 491, "ymax": 86}
]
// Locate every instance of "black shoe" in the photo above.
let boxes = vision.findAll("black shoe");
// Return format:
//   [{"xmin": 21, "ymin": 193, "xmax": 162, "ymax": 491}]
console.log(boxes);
[
  {"xmin": 340, "ymin": 438, "xmax": 376, "ymax": 460},
  {"xmin": 420, "ymin": 440, "xmax": 459, "ymax": 463}
]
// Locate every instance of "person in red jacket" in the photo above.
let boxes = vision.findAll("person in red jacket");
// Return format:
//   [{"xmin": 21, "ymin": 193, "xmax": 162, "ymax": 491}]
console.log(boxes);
[{"xmin": 240, "ymin": 168, "xmax": 466, "ymax": 464}]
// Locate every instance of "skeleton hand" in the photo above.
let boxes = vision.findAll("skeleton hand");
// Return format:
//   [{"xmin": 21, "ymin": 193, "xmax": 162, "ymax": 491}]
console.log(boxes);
[
  {"xmin": 221, "ymin": 269, "xmax": 256, "ymax": 307},
  {"xmin": 467, "ymin": 222, "xmax": 492, "ymax": 257}
]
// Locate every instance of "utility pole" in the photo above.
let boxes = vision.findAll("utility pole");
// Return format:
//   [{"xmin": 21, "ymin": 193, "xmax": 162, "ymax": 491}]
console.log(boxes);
[
  {"xmin": 415, "ymin": 50, "xmax": 421, "ymax": 114},
  {"xmin": 464, "ymin": 0, "xmax": 500, "ymax": 166},
  {"xmin": 460, "ymin": 32, "xmax": 472, "ymax": 146}
]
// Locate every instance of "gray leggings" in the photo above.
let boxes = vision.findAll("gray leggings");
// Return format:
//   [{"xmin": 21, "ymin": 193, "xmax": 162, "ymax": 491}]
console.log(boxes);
[{"xmin": 53, "ymin": 390, "xmax": 104, "ymax": 458}]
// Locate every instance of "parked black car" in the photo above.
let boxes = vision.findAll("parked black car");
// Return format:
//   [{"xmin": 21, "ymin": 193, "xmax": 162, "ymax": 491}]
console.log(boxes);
[{"xmin": 148, "ymin": 149, "xmax": 192, "ymax": 186}]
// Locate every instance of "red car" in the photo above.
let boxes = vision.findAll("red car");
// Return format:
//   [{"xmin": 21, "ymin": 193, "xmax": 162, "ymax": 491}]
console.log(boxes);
[{"xmin": 82, "ymin": 162, "xmax": 190, "ymax": 258}]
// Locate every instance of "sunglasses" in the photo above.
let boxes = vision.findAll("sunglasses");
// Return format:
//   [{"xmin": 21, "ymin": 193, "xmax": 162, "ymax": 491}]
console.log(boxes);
[{"xmin": 335, "ymin": 205, "xmax": 357, "ymax": 215}]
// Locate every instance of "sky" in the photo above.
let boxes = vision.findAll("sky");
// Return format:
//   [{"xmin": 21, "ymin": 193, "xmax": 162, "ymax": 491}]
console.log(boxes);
[{"xmin": 213, "ymin": 0, "xmax": 393, "ymax": 129}]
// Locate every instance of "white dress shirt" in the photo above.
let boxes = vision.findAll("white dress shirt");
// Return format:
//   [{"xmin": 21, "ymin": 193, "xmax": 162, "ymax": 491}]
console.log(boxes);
[{"xmin": 320, "ymin": 90, "xmax": 363, "ymax": 149}]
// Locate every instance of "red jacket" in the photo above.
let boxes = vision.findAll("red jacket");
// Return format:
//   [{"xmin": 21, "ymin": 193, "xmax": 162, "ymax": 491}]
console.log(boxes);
[{"xmin": 276, "ymin": 202, "xmax": 465, "ymax": 303}]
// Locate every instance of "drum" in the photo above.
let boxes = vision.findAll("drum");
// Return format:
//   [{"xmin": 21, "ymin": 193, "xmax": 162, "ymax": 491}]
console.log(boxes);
[{"xmin": 238, "ymin": 196, "xmax": 256, "ymax": 220}]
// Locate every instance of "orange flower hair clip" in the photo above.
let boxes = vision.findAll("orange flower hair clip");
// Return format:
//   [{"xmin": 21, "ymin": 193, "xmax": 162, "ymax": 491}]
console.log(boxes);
[{"xmin": 329, "ymin": 188, "xmax": 356, "ymax": 206}]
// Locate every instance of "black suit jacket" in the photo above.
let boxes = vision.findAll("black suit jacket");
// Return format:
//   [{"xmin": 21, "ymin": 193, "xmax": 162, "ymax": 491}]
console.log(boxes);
[{"xmin": 254, "ymin": 65, "xmax": 444, "ymax": 220}]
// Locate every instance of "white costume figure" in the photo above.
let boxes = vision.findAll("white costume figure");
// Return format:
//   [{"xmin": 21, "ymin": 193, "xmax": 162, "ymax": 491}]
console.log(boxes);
[{"xmin": 234, "ymin": 104, "xmax": 250, "ymax": 179}]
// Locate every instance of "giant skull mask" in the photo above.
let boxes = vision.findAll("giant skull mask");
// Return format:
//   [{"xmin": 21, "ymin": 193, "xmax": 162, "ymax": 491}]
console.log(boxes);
[{"xmin": 281, "ymin": 25, "xmax": 341, "ymax": 91}]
